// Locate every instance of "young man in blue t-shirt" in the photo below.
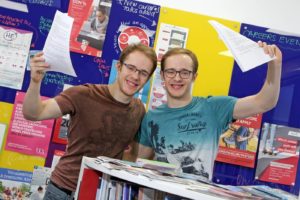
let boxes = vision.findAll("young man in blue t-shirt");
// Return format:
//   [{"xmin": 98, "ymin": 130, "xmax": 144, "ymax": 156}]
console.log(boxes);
[{"xmin": 133, "ymin": 41, "xmax": 282, "ymax": 180}]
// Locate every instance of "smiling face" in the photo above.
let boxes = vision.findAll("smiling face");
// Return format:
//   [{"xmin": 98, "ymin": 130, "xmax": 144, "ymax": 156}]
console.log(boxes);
[
  {"xmin": 161, "ymin": 54, "xmax": 197, "ymax": 102},
  {"xmin": 116, "ymin": 50, "xmax": 153, "ymax": 98}
]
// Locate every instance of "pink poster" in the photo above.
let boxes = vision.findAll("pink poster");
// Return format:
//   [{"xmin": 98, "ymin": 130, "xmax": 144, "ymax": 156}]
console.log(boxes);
[{"xmin": 5, "ymin": 92, "xmax": 54, "ymax": 158}]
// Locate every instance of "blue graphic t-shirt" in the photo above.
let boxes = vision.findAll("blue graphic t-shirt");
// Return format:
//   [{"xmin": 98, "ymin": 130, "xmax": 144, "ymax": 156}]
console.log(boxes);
[{"xmin": 137, "ymin": 96, "xmax": 237, "ymax": 180}]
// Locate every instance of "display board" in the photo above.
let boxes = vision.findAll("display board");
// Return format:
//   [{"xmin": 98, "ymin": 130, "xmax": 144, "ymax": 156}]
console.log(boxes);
[{"xmin": 0, "ymin": 0, "xmax": 300, "ymax": 196}]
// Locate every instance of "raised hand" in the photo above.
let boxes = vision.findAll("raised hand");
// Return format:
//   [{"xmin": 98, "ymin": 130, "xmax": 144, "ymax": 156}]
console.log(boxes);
[
  {"xmin": 258, "ymin": 41, "xmax": 282, "ymax": 67},
  {"xmin": 29, "ymin": 52, "xmax": 50, "ymax": 83}
]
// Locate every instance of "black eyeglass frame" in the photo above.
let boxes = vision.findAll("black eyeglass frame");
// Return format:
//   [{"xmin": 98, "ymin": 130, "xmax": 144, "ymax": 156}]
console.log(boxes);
[
  {"xmin": 163, "ymin": 68, "xmax": 194, "ymax": 79},
  {"xmin": 122, "ymin": 62, "xmax": 150, "ymax": 79}
]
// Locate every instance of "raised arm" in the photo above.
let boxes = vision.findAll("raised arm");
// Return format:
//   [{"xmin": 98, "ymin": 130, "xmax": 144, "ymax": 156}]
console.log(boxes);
[
  {"xmin": 233, "ymin": 41, "xmax": 282, "ymax": 119},
  {"xmin": 22, "ymin": 52, "xmax": 62, "ymax": 121}
]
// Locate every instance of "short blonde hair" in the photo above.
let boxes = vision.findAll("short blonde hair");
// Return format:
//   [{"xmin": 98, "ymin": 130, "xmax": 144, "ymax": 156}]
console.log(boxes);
[
  {"xmin": 119, "ymin": 43, "xmax": 157, "ymax": 75},
  {"xmin": 161, "ymin": 48, "xmax": 198, "ymax": 73}
]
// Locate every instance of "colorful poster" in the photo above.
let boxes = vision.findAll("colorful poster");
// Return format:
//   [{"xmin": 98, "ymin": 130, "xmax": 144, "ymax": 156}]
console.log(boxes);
[
  {"xmin": 255, "ymin": 123, "xmax": 300, "ymax": 185},
  {"xmin": 216, "ymin": 114, "xmax": 262, "ymax": 168},
  {"xmin": 0, "ymin": 168, "xmax": 32, "ymax": 200},
  {"xmin": 108, "ymin": 60, "xmax": 150, "ymax": 105},
  {"xmin": 29, "ymin": 166, "xmax": 52, "ymax": 200},
  {"xmin": 52, "ymin": 116, "xmax": 69, "ymax": 145},
  {"xmin": 68, "ymin": 0, "xmax": 112, "ymax": 57},
  {"xmin": 0, "ymin": 25, "xmax": 32, "ymax": 90},
  {"xmin": 102, "ymin": 0, "xmax": 160, "ymax": 63},
  {"xmin": 147, "ymin": 66, "xmax": 167, "ymax": 110},
  {"xmin": 5, "ymin": 92, "xmax": 54, "ymax": 158},
  {"xmin": 0, "ymin": 101, "xmax": 45, "ymax": 171},
  {"xmin": 155, "ymin": 23, "xmax": 189, "ymax": 61}
]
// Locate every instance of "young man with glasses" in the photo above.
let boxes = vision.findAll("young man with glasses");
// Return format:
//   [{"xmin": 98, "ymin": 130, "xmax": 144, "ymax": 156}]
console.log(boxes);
[
  {"xmin": 22, "ymin": 43, "xmax": 157, "ymax": 199},
  {"xmin": 134, "ymin": 41, "xmax": 282, "ymax": 181}
]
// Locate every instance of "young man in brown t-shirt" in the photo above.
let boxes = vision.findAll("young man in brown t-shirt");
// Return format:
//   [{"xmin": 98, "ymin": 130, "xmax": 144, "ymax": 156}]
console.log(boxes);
[{"xmin": 23, "ymin": 43, "xmax": 157, "ymax": 199}]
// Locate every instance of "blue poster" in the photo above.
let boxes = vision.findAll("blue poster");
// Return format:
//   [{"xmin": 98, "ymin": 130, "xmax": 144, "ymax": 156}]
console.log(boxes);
[{"xmin": 102, "ymin": 0, "xmax": 160, "ymax": 66}]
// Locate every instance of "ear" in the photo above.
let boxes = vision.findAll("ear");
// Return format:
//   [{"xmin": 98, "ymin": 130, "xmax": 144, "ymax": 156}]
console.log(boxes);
[
  {"xmin": 192, "ymin": 72, "xmax": 198, "ymax": 82},
  {"xmin": 116, "ymin": 61, "xmax": 122, "ymax": 72},
  {"xmin": 160, "ymin": 70, "xmax": 165, "ymax": 81}
]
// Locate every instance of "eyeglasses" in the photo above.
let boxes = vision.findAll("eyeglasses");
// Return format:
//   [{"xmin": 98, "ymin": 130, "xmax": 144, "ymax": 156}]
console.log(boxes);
[
  {"xmin": 123, "ymin": 63, "xmax": 150, "ymax": 79},
  {"xmin": 163, "ymin": 68, "xmax": 193, "ymax": 79}
]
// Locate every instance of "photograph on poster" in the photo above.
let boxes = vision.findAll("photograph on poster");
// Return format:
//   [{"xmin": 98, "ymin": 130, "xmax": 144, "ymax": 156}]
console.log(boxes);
[{"xmin": 76, "ymin": 0, "xmax": 111, "ymax": 53}]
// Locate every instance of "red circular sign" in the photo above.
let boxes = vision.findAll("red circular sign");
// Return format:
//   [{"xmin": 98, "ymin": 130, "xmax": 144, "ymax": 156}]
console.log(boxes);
[{"xmin": 118, "ymin": 26, "xmax": 149, "ymax": 50}]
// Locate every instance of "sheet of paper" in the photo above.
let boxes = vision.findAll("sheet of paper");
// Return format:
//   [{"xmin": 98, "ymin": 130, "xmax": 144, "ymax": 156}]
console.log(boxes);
[
  {"xmin": 0, "ymin": 25, "xmax": 32, "ymax": 89},
  {"xmin": 209, "ymin": 20, "xmax": 274, "ymax": 72},
  {"xmin": 155, "ymin": 23, "xmax": 189, "ymax": 61},
  {"xmin": 43, "ymin": 10, "xmax": 77, "ymax": 77},
  {"xmin": 0, "ymin": 123, "xmax": 6, "ymax": 151},
  {"xmin": 0, "ymin": 0, "xmax": 28, "ymax": 12}
]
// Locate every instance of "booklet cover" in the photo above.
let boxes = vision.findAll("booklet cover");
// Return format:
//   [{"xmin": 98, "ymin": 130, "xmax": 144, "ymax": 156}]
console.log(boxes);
[
  {"xmin": 216, "ymin": 114, "xmax": 262, "ymax": 168},
  {"xmin": 29, "ymin": 166, "xmax": 52, "ymax": 200},
  {"xmin": 0, "ymin": 168, "xmax": 32, "ymax": 199},
  {"xmin": 255, "ymin": 123, "xmax": 300, "ymax": 185}
]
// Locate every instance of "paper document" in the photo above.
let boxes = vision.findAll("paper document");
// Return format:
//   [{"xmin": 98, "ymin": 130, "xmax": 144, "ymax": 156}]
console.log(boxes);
[
  {"xmin": 0, "ymin": 0, "xmax": 28, "ymax": 12},
  {"xmin": 0, "ymin": 25, "xmax": 32, "ymax": 90},
  {"xmin": 0, "ymin": 123, "xmax": 6, "ymax": 150},
  {"xmin": 43, "ymin": 10, "xmax": 77, "ymax": 77},
  {"xmin": 209, "ymin": 20, "xmax": 274, "ymax": 72}
]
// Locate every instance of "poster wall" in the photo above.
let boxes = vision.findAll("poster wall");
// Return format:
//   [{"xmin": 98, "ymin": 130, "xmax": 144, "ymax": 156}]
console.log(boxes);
[{"xmin": 0, "ymin": 0, "xmax": 300, "ymax": 196}]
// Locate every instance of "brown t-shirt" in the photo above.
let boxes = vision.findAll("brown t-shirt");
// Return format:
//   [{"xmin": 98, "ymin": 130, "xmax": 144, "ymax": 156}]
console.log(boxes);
[{"xmin": 51, "ymin": 84, "xmax": 145, "ymax": 191}]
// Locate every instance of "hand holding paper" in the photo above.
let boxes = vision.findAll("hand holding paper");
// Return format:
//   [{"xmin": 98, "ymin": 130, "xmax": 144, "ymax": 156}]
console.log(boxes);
[{"xmin": 209, "ymin": 20, "xmax": 276, "ymax": 72}]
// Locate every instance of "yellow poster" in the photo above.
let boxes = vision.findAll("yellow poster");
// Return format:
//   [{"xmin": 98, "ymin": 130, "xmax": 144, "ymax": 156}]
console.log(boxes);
[
  {"xmin": 0, "ymin": 101, "xmax": 45, "ymax": 171},
  {"xmin": 155, "ymin": 7, "xmax": 241, "ymax": 96}
]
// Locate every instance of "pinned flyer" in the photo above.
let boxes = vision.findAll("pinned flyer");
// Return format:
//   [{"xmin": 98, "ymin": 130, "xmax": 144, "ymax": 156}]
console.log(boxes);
[
  {"xmin": 209, "ymin": 20, "xmax": 274, "ymax": 72},
  {"xmin": 43, "ymin": 10, "xmax": 77, "ymax": 77}
]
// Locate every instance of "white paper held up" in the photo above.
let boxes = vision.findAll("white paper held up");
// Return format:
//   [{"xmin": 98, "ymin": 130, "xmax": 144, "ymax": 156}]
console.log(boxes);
[
  {"xmin": 43, "ymin": 11, "xmax": 77, "ymax": 77},
  {"xmin": 209, "ymin": 20, "xmax": 275, "ymax": 72}
]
